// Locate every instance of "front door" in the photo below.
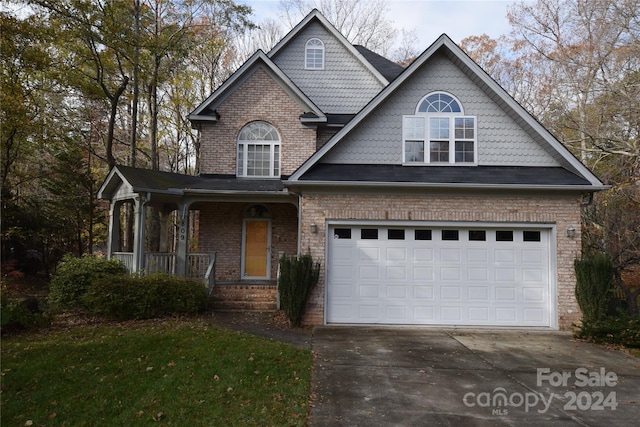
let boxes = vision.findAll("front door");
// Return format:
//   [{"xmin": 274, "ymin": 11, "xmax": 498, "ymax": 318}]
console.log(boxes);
[{"xmin": 243, "ymin": 219, "xmax": 270, "ymax": 279}]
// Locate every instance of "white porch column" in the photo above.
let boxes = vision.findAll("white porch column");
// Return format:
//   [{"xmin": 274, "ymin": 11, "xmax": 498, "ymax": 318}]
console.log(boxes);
[
  {"xmin": 132, "ymin": 193, "xmax": 147, "ymax": 273},
  {"xmin": 176, "ymin": 203, "xmax": 189, "ymax": 276},
  {"xmin": 106, "ymin": 201, "xmax": 122, "ymax": 259}
]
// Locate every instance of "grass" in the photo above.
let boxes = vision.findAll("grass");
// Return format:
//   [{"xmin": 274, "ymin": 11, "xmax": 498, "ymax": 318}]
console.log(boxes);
[{"xmin": 1, "ymin": 318, "xmax": 312, "ymax": 426}]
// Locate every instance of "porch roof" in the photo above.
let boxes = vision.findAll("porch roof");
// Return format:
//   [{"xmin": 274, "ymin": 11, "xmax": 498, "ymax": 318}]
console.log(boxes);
[{"xmin": 98, "ymin": 166, "xmax": 287, "ymax": 200}]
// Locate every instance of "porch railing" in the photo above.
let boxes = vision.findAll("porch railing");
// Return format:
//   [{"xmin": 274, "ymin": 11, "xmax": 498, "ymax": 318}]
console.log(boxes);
[
  {"xmin": 145, "ymin": 253, "xmax": 176, "ymax": 275},
  {"xmin": 111, "ymin": 252, "xmax": 216, "ymax": 288},
  {"xmin": 112, "ymin": 252, "xmax": 134, "ymax": 272}
]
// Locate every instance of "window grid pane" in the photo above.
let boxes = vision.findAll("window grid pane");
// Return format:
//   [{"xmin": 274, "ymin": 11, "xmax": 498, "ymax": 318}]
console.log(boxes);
[
  {"xmin": 405, "ymin": 141, "xmax": 424, "ymax": 162},
  {"xmin": 430, "ymin": 141, "xmax": 449, "ymax": 162},
  {"xmin": 455, "ymin": 141, "xmax": 474, "ymax": 163}
]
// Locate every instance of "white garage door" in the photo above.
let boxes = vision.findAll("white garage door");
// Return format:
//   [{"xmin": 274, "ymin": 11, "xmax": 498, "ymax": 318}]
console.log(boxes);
[{"xmin": 326, "ymin": 225, "xmax": 553, "ymax": 327}]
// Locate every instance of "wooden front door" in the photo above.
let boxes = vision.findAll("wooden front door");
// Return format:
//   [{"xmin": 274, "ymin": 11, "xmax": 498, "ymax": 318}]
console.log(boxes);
[{"xmin": 243, "ymin": 219, "xmax": 270, "ymax": 278}]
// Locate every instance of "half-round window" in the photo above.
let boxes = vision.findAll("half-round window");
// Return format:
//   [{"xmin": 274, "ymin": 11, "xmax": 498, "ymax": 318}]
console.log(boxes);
[
  {"xmin": 305, "ymin": 38, "xmax": 324, "ymax": 69},
  {"xmin": 416, "ymin": 92, "xmax": 463, "ymax": 113},
  {"xmin": 237, "ymin": 121, "xmax": 281, "ymax": 178}
]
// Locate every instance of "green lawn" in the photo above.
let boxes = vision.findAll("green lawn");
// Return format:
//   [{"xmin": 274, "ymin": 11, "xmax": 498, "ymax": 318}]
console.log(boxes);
[{"xmin": 1, "ymin": 318, "xmax": 311, "ymax": 426}]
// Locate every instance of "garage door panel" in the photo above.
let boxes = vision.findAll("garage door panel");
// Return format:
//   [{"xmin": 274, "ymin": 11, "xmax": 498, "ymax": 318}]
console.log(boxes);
[
  {"xmin": 469, "ymin": 307, "xmax": 490, "ymax": 321},
  {"xmin": 523, "ymin": 308, "xmax": 546, "ymax": 323},
  {"xmin": 359, "ymin": 246, "xmax": 380, "ymax": 261},
  {"xmin": 441, "ymin": 286, "xmax": 462, "ymax": 300},
  {"xmin": 440, "ymin": 248, "xmax": 461, "ymax": 262},
  {"xmin": 386, "ymin": 247, "xmax": 407, "ymax": 261},
  {"xmin": 441, "ymin": 306, "xmax": 462, "ymax": 321},
  {"xmin": 495, "ymin": 249, "xmax": 516, "ymax": 263},
  {"xmin": 358, "ymin": 265, "xmax": 379, "ymax": 279},
  {"xmin": 414, "ymin": 285, "xmax": 434, "ymax": 299},
  {"xmin": 327, "ymin": 225, "xmax": 552, "ymax": 327},
  {"xmin": 523, "ymin": 268, "xmax": 544, "ymax": 283},
  {"xmin": 359, "ymin": 284, "xmax": 379, "ymax": 298},
  {"xmin": 413, "ymin": 248, "xmax": 434, "ymax": 261},
  {"xmin": 496, "ymin": 307, "xmax": 518, "ymax": 322},
  {"xmin": 468, "ymin": 267, "xmax": 489, "ymax": 282},
  {"xmin": 413, "ymin": 305, "xmax": 435, "ymax": 321},
  {"xmin": 441, "ymin": 267, "xmax": 462, "ymax": 281},
  {"xmin": 387, "ymin": 285, "xmax": 407, "ymax": 299},
  {"xmin": 523, "ymin": 287, "xmax": 544, "ymax": 301},
  {"xmin": 495, "ymin": 268, "xmax": 516, "ymax": 282},
  {"xmin": 386, "ymin": 305, "xmax": 407, "ymax": 321},
  {"xmin": 468, "ymin": 286, "xmax": 490, "ymax": 301},
  {"xmin": 495, "ymin": 287, "xmax": 516, "ymax": 301},
  {"xmin": 386, "ymin": 266, "xmax": 407, "ymax": 280},
  {"xmin": 413, "ymin": 266, "xmax": 434, "ymax": 280},
  {"xmin": 467, "ymin": 248, "xmax": 489, "ymax": 263}
]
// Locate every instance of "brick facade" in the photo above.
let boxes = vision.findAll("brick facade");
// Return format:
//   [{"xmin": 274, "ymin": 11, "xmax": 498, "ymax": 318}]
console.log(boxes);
[
  {"xmin": 199, "ymin": 67, "xmax": 317, "ymax": 176},
  {"xmin": 197, "ymin": 202, "xmax": 298, "ymax": 282},
  {"xmin": 298, "ymin": 192, "xmax": 583, "ymax": 329}
]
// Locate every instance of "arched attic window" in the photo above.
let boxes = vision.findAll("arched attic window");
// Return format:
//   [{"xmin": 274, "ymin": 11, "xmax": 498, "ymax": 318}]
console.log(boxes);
[
  {"xmin": 305, "ymin": 38, "xmax": 324, "ymax": 69},
  {"xmin": 403, "ymin": 92, "xmax": 477, "ymax": 164},
  {"xmin": 237, "ymin": 121, "xmax": 281, "ymax": 178}
]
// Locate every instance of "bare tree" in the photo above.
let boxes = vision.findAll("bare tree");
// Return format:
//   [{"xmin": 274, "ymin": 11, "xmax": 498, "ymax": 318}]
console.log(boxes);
[
  {"xmin": 279, "ymin": 0, "xmax": 397, "ymax": 55},
  {"xmin": 507, "ymin": 0, "xmax": 640, "ymax": 162}
]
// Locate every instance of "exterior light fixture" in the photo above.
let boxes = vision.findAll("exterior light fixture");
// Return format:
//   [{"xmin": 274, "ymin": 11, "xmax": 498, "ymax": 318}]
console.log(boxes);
[
  {"xmin": 310, "ymin": 223, "xmax": 318, "ymax": 234},
  {"xmin": 566, "ymin": 226, "xmax": 576, "ymax": 238}
]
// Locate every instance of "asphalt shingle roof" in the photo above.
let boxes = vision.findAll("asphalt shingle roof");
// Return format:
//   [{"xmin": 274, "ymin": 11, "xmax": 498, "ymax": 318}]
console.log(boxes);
[{"xmin": 298, "ymin": 164, "xmax": 591, "ymax": 186}]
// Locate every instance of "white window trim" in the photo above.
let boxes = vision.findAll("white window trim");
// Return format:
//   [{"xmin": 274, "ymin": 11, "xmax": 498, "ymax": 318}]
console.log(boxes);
[
  {"xmin": 236, "ymin": 122, "xmax": 281, "ymax": 178},
  {"xmin": 305, "ymin": 38, "xmax": 324, "ymax": 70},
  {"xmin": 403, "ymin": 92, "xmax": 477, "ymax": 165},
  {"xmin": 402, "ymin": 114, "xmax": 477, "ymax": 165}
]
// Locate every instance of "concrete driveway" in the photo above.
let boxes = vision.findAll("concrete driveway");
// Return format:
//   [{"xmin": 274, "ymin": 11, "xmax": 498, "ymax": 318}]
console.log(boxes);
[{"xmin": 310, "ymin": 327, "xmax": 640, "ymax": 426}]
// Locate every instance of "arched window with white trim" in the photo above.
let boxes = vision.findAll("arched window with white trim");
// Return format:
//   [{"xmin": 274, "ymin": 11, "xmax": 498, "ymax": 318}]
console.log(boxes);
[
  {"xmin": 305, "ymin": 38, "xmax": 324, "ymax": 69},
  {"xmin": 237, "ymin": 121, "xmax": 281, "ymax": 178},
  {"xmin": 403, "ymin": 92, "xmax": 477, "ymax": 164}
]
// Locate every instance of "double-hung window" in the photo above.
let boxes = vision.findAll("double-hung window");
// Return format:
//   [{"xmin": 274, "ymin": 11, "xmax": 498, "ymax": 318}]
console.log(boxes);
[
  {"xmin": 403, "ymin": 92, "xmax": 477, "ymax": 164},
  {"xmin": 237, "ymin": 121, "xmax": 280, "ymax": 178}
]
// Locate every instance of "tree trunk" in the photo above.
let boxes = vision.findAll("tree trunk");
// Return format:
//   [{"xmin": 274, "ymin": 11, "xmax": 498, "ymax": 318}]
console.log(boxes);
[{"xmin": 106, "ymin": 77, "xmax": 129, "ymax": 168}]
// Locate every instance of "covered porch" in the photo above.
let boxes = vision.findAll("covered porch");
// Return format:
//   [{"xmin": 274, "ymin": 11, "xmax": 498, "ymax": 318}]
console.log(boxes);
[{"xmin": 97, "ymin": 166, "xmax": 299, "ymax": 300}]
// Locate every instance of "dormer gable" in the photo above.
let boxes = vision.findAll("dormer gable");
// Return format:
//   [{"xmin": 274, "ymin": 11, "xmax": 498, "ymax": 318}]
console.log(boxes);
[
  {"xmin": 267, "ymin": 9, "xmax": 391, "ymax": 114},
  {"xmin": 189, "ymin": 50, "xmax": 325, "ymax": 128}
]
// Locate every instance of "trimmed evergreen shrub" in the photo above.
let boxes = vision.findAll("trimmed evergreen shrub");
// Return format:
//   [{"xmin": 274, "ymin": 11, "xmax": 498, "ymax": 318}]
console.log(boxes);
[
  {"xmin": 278, "ymin": 253, "xmax": 320, "ymax": 327},
  {"xmin": 49, "ymin": 255, "xmax": 127, "ymax": 310},
  {"xmin": 574, "ymin": 252, "xmax": 613, "ymax": 322},
  {"xmin": 83, "ymin": 273, "xmax": 207, "ymax": 320}
]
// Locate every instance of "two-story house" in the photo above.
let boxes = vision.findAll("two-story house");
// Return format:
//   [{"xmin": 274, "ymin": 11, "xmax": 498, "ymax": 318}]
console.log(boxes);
[{"xmin": 98, "ymin": 10, "xmax": 606, "ymax": 329}]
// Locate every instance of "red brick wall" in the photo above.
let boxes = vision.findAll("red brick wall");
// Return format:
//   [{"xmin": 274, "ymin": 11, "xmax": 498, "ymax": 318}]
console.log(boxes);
[
  {"xmin": 299, "ymin": 192, "xmax": 583, "ymax": 329},
  {"xmin": 199, "ymin": 67, "xmax": 317, "ymax": 176},
  {"xmin": 197, "ymin": 202, "xmax": 298, "ymax": 281}
]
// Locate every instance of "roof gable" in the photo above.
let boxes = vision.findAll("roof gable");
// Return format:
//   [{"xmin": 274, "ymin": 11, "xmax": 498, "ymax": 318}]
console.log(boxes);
[
  {"xmin": 289, "ymin": 34, "xmax": 606, "ymax": 189},
  {"xmin": 268, "ymin": 9, "xmax": 389, "ymax": 113},
  {"xmin": 189, "ymin": 50, "xmax": 325, "ymax": 125}
]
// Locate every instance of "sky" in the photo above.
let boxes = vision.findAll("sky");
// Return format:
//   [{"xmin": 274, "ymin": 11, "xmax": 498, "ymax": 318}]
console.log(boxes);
[{"xmin": 241, "ymin": 0, "xmax": 519, "ymax": 50}]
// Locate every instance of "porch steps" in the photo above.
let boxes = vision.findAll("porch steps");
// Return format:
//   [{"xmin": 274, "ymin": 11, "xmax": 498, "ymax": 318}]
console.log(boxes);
[{"xmin": 210, "ymin": 283, "xmax": 278, "ymax": 312}]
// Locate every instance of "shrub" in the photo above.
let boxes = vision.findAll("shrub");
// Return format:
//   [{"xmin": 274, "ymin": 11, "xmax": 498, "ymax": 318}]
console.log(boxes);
[
  {"xmin": 574, "ymin": 252, "xmax": 613, "ymax": 322},
  {"xmin": 278, "ymin": 252, "xmax": 320, "ymax": 327},
  {"xmin": 83, "ymin": 273, "xmax": 207, "ymax": 320},
  {"xmin": 574, "ymin": 316, "xmax": 640, "ymax": 348},
  {"xmin": 1, "ymin": 285, "xmax": 49, "ymax": 333},
  {"xmin": 49, "ymin": 255, "xmax": 127, "ymax": 310}
]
